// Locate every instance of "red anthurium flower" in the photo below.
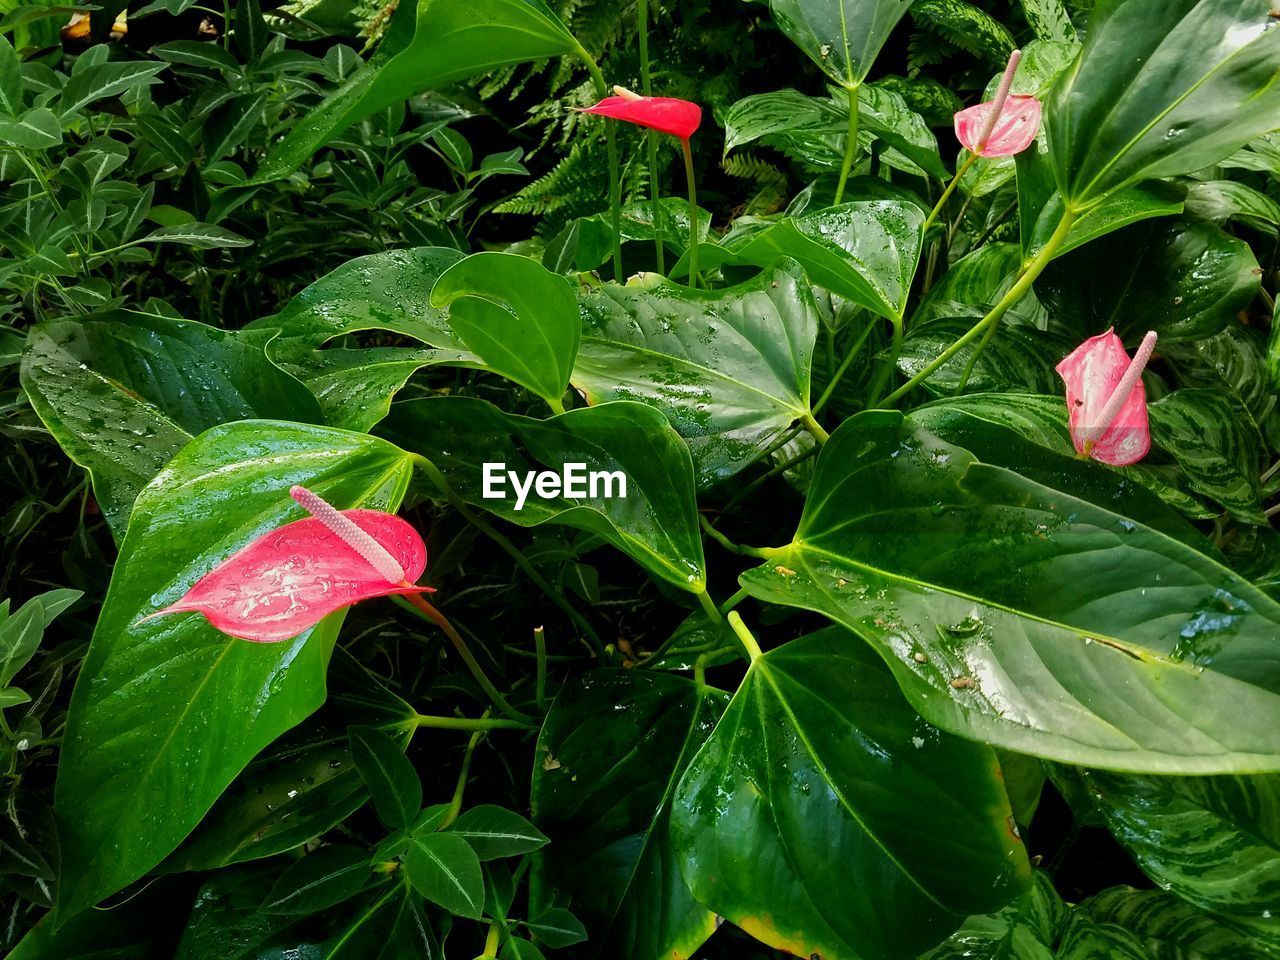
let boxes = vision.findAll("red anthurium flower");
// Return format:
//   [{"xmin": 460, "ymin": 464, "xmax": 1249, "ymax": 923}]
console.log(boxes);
[
  {"xmin": 580, "ymin": 85, "xmax": 701, "ymax": 141},
  {"xmin": 954, "ymin": 50, "xmax": 1041, "ymax": 158},
  {"xmin": 1056, "ymin": 329, "xmax": 1158, "ymax": 467},
  {"xmin": 148, "ymin": 486, "xmax": 431, "ymax": 642}
]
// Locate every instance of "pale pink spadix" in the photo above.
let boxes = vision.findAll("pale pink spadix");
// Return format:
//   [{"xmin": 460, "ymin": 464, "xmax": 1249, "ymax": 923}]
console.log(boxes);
[
  {"xmin": 954, "ymin": 49, "xmax": 1041, "ymax": 158},
  {"xmin": 147, "ymin": 487, "xmax": 431, "ymax": 642},
  {"xmin": 1056, "ymin": 329, "xmax": 1158, "ymax": 467}
]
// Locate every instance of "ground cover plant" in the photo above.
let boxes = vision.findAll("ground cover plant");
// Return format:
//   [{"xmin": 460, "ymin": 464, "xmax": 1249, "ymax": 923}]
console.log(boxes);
[{"xmin": 2, "ymin": 0, "xmax": 1280, "ymax": 956}]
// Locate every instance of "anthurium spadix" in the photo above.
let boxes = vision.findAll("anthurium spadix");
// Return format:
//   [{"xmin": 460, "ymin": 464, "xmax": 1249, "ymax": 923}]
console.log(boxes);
[
  {"xmin": 1057, "ymin": 329, "xmax": 1158, "ymax": 467},
  {"xmin": 150, "ymin": 485, "xmax": 430, "ymax": 642}
]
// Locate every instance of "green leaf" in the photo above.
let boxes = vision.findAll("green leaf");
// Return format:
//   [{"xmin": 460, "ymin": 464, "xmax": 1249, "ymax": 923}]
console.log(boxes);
[
  {"xmin": 1186, "ymin": 179, "xmax": 1280, "ymax": 234},
  {"xmin": 21, "ymin": 313, "xmax": 322, "ymax": 533},
  {"xmin": 54, "ymin": 420, "xmax": 415, "ymax": 917},
  {"xmin": 525, "ymin": 908, "xmax": 588, "ymax": 949},
  {"xmin": 0, "ymin": 688, "xmax": 31, "ymax": 708},
  {"xmin": 0, "ymin": 36, "xmax": 23, "ymax": 117},
  {"xmin": 233, "ymin": 0, "xmax": 267, "ymax": 61},
  {"xmin": 726, "ymin": 200, "xmax": 924, "ymax": 323},
  {"xmin": 573, "ymin": 263, "xmax": 817, "ymax": 487},
  {"xmin": 1082, "ymin": 886, "xmax": 1280, "ymax": 959},
  {"xmin": 252, "ymin": 0, "xmax": 579, "ymax": 183},
  {"xmin": 1149, "ymin": 389, "xmax": 1266, "ymax": 524},
  {"xmin": 261, "ymin": 844, "xmax": 373, "ymax": 915},
  {"xmin": 9, "ymin": 883, "xmax": 184, "ymax": 959},
  {"xmin": 767, "ymin": 0, "xmax": 917, "ymax": 88},
  {"xmin": 385, "ymin": 398, "xmax": 706, "ymax": 593},
  {"xmin": 501, "ymin": 937, "xmax": 547, "ymax": 960},
  {"xmin": 671, "ymin": 628, "xmax": 1030, "ymax": 960},
  {"xmin": 1039, "ymin": 216, "xmax": 1259, "ymax": 343},
  {"xmin": 0, "ymin": 107, "xmax": 60, "ymax": 149},
  {"xmin": 429, "ymin": 252, "xmax": 579, "ymax": 409},
  {"xmin": 350, "ymin": 724, "xmax": 422, "ymax": 831},
  {"xmin": 135, "ymin": 223, "xmax": 253, "ymax": 249},
  {"xmin": 1046, "ymin": 0, "xmax": 1280, "ymax": 207},
  {"xmin": 1083, "ymin": 770, "xmax": 1280, "ymax": 949},
  {"xmin": 897, "ymin": 317, "xmax": 1071, "ymax": 397},
  {"xmin": 0, "ymin": 589, "xmax": 80, "ymax": 687},
  {"xmin": 164, "ymin": 650, "xmax": 415, "ymax": 872},
  {"xmin": 739, "ymin": 410, "xmax": 1280, "ymax": 773},
  {"xmin": 444, "ymin": 805, "xmax": 548, "ymax": 860},
  {"xmin": 59, "ymin": 61, "xmax": 166, "ymax": 118},
  {"xmin": 152, "ymin": 40, "xmax": 240, "ymax": 72},
  {"xmin": 919, "ymin": 871, "xmax": 1066, "ymax": 959},
  {"xmin": 405, "ymin": 832, "xmax": 484, "ymax": 919},
  {"xmin": 1021, "ymin": 0, "xmax": 1074, "ymax": 43},
  {"xmin": 531, "ymin": 670, "xmax": 726, "ymax": 960}
]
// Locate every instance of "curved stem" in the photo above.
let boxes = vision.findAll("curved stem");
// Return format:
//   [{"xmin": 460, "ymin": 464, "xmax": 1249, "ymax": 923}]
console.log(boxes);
[
  {"xmin": 638, "ymin": 0, "xmax": 665, "ymax": 274},
  {"xmin": 719, "ymin": 586, "xmax": 750, "ymax": 615},
  {"xmin": 954, "ymin": 313, "xmax": 999, "ymax": 394},
  {"xmin": 400, "ymin": 593, "xmax": 532, "ymax": 724},
  {"xmin": 922, "ymin": 151, "xmax": 978, "ymax": 234},
  {"xmin": 579, "ymin": 50, "xmax": 624, "ymax": 280},
  {"xmin": 866, "ymin": 319, "xmax": 904, "ymax": 408},
  {"xmin": 833, "ymin": 84, "xmax": 861, "ymax": 206},
  {"xmin": 680, "ymin": 138, "xmax": 699, "ymax": 287},
  {"xmin": 694, "ymin": 586, "xmax": 724, "ymax": 624},
  {"xmin": 882, "ymin": 207, "xmax": 1079, "ymax": 405},
  {"xmin": 442, "ymin": 725, "xmax": 484, "ymax": 828},
  {"xmin": 727, "ymin": 612, "xmax": 763, "ymax": 663},
  {"xmin": 801, "ymin": 411, "xmax": 830, "ymax": 444},
  {"xmin": 813, "ymin": 315, "xmax": 878, "ymax": 415},
  {"xmin": 412, "ymin": 713, "xmax": 532, "ymax": 732},
  {"xmin": 699, "ymin": 515, "xmax": 775, "ymax": 559}
]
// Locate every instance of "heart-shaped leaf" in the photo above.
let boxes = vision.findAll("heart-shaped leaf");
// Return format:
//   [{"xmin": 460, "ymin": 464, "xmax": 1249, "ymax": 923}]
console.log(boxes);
[
  {"xmin": 54, "ymin": 420, "xmax": 414, "ymax": 917},
  {"xmin": 767, "ymin": 0, "xmax": 917, "ymax": 89},
  {"xmin": 671, "ymin": 627, "xmax": 1030, "ymax": 960},
  {"xmin": 740, "ymin": 410, "xmax": 1280, "ymax": 773}
]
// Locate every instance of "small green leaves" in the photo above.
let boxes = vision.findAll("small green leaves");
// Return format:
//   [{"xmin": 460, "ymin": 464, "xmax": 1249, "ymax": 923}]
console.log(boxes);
[
  {"xmin": 525, "ymin": 908, "xmax": 588, "ymax": 948},
  {"xmin": 431, "ymin": 252, "xmax": 580, "ymax": 411},
  {"xmin": 405, "ymin": 833, "xmax": 484, "ymax": 919},
  {"xmin": 444, "ymin": 805, "xmax": 548, "ymax": 860},
  {"xmin": 260, "ymin": 845, "xmax": 373, "ymax": 915},
  {"xmin": 349, "ymin": 725, "xmax": 421, "ymax": 831}
]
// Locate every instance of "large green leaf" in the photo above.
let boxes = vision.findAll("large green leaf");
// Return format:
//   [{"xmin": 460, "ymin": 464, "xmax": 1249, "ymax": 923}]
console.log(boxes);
[
  {"xmin": 384, "ymin": 397, "xmax": 706, "ymax": 593},
  {"xmin": 739, "ymin": 410, "xmax": 1280, "ymax": 773},
  {"xmin": 896, "ymin": 317, "xmax": 1071, "ymax": 396},
  {"xmin": 768, "ymin": 0, "xmax": 917, "ymax": 88},
  {"xmin": 430, "ymin": 252, "xmax": 580, "ymax": 410},
  {"xmin": 530, "ymin": 670, "xmax": 727, "ymax": 960},
  {"xmin": 164, "ymin": 651, "xmax": 414, "ymax": 872},
  {"xmin": 1081, "ymin": 886, "xmax": 1280, "ymax": 959},
  {"xmin": 1083, "ymin": 770, "xmax": 1280, "ymax": 948},
  {"xmin": 726, "ymin": 200, "xmax": 924, "ymax": 323},
  {"xmin": 1045, "ymin": 0, "xmax": 1280, "ymax": 207},
  {"xmin": 21, "ymin": 312, "xmax": 321, "ymax": 533},
  {"xmin": 573, "ymin": 263, "xmax": 817, "ymax": 487},
  {"xmin": 253, "ymin": 246, "xmax": 471, "ymax": 432},
  {"xmin": 1039, "ymin": 216, "xmax": 1259, "ymax": 343},
  {"xmin": 919, "ymin": 871, "xmax": 1066, "ymax": 960},
  {"xmin": 671, "ymin": 628, "xmax": 1029, "ymax": 960},
  {"xmin": 54, "ymin": 421, "xmax": 415, "ymax": 918},
  {"xmin": 252, "ymin": 0, "xmax": 579, "ymax": 182}
]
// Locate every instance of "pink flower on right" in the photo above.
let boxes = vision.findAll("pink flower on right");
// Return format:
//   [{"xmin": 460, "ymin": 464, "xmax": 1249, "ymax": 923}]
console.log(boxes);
[
  {"xmin": 954, "ymin": 95, "xmax": 1041, "ymax": 158},
  {"xmin": 1056, "ymin": 329, "xmax": 1158, "ymax": 467}
]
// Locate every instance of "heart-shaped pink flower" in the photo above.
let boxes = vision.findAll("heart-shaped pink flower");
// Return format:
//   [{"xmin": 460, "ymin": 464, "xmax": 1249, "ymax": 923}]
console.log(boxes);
[
  {"xmin": 954, "ymin": 94, "xmax": 1041, "ymax": 158},
  {"xmin": 1056, "ymin": 329, "xmax": 1157, "ymax": 467},
  {"xmin": 149, "ymin": 489, "xmax": 430, "ymax": 642},
  {"xmin": 579, "ymin": 87, "xmax": 701, "ymax": 141}
]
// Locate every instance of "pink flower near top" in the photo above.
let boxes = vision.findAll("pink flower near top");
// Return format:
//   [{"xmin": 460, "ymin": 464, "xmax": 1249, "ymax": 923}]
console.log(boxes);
[
  {"xmin": 1056, "ymin": 329, "xmax": 1158, "ymax": 467},
  {"xmin": 580, "ymin": 86, "xmax": 702, "ymax": 141},
  {"xmin": 954, "ymin": 49, "xmax": 1041, "ymax": 158},
  {"xmin": 148, "ymin": 487, "xmax": 431, "ymax": 642}
]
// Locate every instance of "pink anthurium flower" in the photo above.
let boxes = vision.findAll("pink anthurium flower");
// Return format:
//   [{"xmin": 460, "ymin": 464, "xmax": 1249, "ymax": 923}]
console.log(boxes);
[
  {"xmin": 148, "ymin": 486, "xmax": 431, "ymax": 642},
  {"xmin": 1056, "ymin": 329, "xmax": 1158, "ymax": 467},
  {"xmin": 580, "ymin": 85, "xmax": 702, "ymax": 141},
  {"xmin": 954, "ymin": 50, "xmax": 1041, "ymax": 158}
]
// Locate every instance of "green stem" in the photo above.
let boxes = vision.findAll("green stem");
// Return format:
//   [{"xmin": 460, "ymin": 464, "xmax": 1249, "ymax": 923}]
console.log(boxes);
[
  {"xmin": 546, "ymin": 394, "xmax": 567, "ymax": 416},
  {"xmin": 719, "ymin": 586, "xmax": 750, "ymax": 615},
  {"xmin": 681, "ymin": 138, "xmax": 698, "ymax": 287},
  {"xmin": 866, "ymin": 319, "xmax": 904, "ymax": 408},
  {"xmin": 694, "ymin": 586, "xmax": 724, "ymax": 624},
  {"xmin": 580, "ymin": 51, "xmax": 624, "ymax": 281},
  {"xmin": 813, "ymin": 315, "xmax": 878, "ymax": 415},
  {"xmin": 953, "ymin": 312, "xmax": 999, "ymax": 394},
  {"xmin": 727, "ymin": 611, "xmax": 763, "ymax": 663},
  {"xmin": 802, "ymin": 411, "xmax": 830, "ymax": 444},
  {"xmin": 412, "ymin": 713, "xmax": 532, "ymax": 732},
  {"xmin": 638, "ymin": 0, "xmax": 665, "ymax": 274},
  {"xmin": 534, "ymin": 625, "xmax": 548, "ymax": 712},
  {"xmin": 400, "ymin": 593, "xmax": 532, "ymax": 725},
  {"xmin": 833, "ymin": 84, "xmax": 861, "ymax": 206},
  {"xmin": 699, "ymin": 515, "xmax": 774, "ymax": 559},
  {"xmin": 882, "ymin": 207, "xmax": 1079, "ymax": 405},
  {"xmin": 441, "ymin": 726, "xmax": 484, "ymax": 828},
  {"xmin": 922, "ymin": 151, "xmax": 978, "ymax": 234}
]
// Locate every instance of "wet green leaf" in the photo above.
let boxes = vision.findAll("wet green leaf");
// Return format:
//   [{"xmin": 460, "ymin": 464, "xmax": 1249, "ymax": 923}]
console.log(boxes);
[
  {"xmin": 260, "ymin": 844, "xmax": 373, "ymax": 915},
  {"xmin": 768, "ymin": 0, "xmax": 916, "ymax": 88},
  {"xmin": 1081, "ymin": 885, "xmax": 1280, "ymax": 959}
]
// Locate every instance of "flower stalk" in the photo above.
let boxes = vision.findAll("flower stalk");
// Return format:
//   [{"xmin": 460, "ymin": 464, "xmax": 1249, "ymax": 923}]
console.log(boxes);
[{"xmin": 834, "ymin": 84, "xmax": 860, "ymax": 206}]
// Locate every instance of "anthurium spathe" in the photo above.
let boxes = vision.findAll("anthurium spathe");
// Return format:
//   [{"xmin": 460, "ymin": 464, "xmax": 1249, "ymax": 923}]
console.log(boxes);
[
  {"xmin": 149, "ymin": 485, "xmax": 431, "ymax": 642},
  {"xmin": 580, "ymin": 86, "xmax": 702, "ymax": 140},
  {"xmin": 954, "ymin": 49, "xmax": 1041, "ymax": 159},
  {"xmin": 1056, "ymin": 329, "xmax": 1158, "ymax": 467}
]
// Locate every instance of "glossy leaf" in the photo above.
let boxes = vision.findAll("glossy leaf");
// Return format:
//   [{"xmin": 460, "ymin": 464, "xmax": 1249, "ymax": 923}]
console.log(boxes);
[
  {"xmin": 260, "ymin": 844, "xmax": 373, "ymax": 915},
  {"xmin": 1039, "ymin": 217, "xmax": 1259, "ymax": 343},
  {"xmin": 726, "ymin": 200, "xmax": 924, "ymax": 323},
  {"xmin": 768, "ymin": 0, "xmax": 917, "ymax": 88},
  {"xmin": 405, "ymin": 832, "xmax": 484, "ymax": 919},
  {"xmin": 531, "ymin": 670, "xmax": 726, "ymax": 960},
  {"xmin": 919, "ymin": 871, "xmax": 1066, "ymax": 960},
  {"xmin": 253, "ymin": 0, "xmax": 579, "ymax": 183},
  {"xmin": 1083, "ymin": 770, "xmax": 1280, "ymax": 947},
  {"xmin": 385, "ymin": 397, "xmax": 706, "ymax": 592},
  {"xmin": 672, "ymin": 628, "xmax": 1029, "ymax": 960},
  {"xmin": 350, "ymin": 724, "xmax": 422, "ymax": 830},
  {"xmin": 1046, "ymin": 0, "xmax": 1280, "ymax": 206},
  {"xmin": 740, "ymin": 410, "xmax": 1280, "ymax": 773},
  {"xmin": 54, "ymin": 421, "xmax": 415, "ymax": 917},
  {"xmin": 430, "ymin": 252, "xmax": 579, "ymax": 409},
  {"xmin": 897, "ymin": 316, "xmax": 1070, "ymax": 397},
  {"xmin": 444, "ymin": 805, "xmax": 548, "ymax": 860},
  {"xmin": 22, "ymin": 312, "xmax": 321, "ymax": 533},
  {"xmin": 573, "ymin": 263, "xmax": 817, "ymax": 486},
  {"xmin": 1082, "ymin": 886, "xmax": 1280, "ymax": 959}
]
